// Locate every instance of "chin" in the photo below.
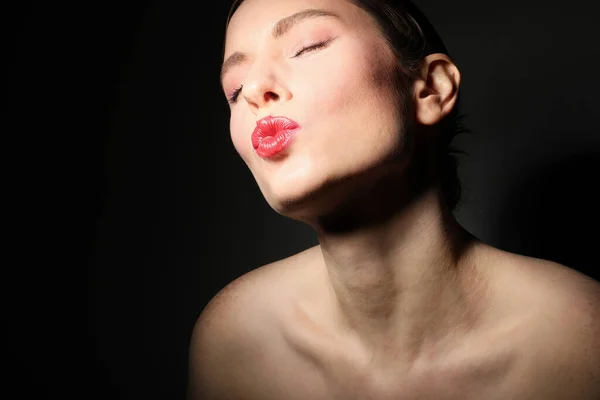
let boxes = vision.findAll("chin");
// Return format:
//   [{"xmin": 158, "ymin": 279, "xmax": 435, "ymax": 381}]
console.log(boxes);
[
  {"xmin": 261, "ymin": 170, "xmax": 378, "ymax": 222},
  {"xmin": 262, "ymin": 175, "xmax": 326, "ymax": 217},
  {"xmin": 255, "ymin": 147, "xmax": 408, "ymax": 221}
]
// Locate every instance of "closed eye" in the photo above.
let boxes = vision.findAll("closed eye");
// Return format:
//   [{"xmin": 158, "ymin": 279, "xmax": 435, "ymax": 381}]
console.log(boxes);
[
  {"xmin": 293, "ymin": 38, "xmax": 334, "ymax": 57},
  {"xmin": 227, "ymin": 38, "xmax": 334, "ymax": 104},
  {"xmin": 228, "ymin": 86, "xmax": 243, "ymax": 104}
]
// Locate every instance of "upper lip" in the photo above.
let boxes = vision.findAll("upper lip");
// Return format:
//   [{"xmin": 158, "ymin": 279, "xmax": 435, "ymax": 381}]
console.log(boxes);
[{"xmin": 251, "ymin": 115, "xmax": 300, "ymax": 148}]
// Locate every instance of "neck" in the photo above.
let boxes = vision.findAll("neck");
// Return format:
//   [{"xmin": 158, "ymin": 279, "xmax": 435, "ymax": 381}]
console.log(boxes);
[{"xmin": 309, "ymin": 166, "xmax": 488, "ymax": 368}]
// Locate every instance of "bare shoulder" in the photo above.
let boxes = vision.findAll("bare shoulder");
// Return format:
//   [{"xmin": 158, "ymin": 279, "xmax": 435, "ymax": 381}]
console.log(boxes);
[
  {"xmin": 481, "ymin": 246, "xmax": 600, "ymax": 398},
  {"xmin": 486, "ymin": 246, "xmax": 600, "ymax": 316},
  {"xmin": 187, "ymin": 246, "xmax": 322, "ymax": 400},
  {"xmin": 521, "ymin": 256, "xmax": 600, "ymax": 398},
  {"xmin": 194, "ymin": 244, "xmax": 319, "ymax": 328}
]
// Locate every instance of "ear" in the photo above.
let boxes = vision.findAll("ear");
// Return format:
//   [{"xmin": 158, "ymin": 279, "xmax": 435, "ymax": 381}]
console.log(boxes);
[{"xmin": 413, "ymin": 54, "xmax": 461, "ymax": 126}]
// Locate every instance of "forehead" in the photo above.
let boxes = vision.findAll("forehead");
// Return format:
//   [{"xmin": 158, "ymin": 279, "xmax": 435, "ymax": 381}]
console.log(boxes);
[{"xmin": 224, "ymin": 0, "xmax": 376, "ymax": 58}]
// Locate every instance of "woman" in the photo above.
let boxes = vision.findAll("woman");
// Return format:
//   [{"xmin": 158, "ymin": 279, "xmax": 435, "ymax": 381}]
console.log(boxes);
[{"xmin": 189, "ymin": 0, "xmax": 600, "ymax": 398}]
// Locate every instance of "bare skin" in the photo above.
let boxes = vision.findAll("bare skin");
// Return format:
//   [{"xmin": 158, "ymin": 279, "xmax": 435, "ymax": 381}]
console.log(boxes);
[
  {"xmin": 190, "ymin": 243, "xmax": 600, "ymax": 399},
  {"xmin": 189, "ymin": 0, "xmax": 600, "ymax": 398}
]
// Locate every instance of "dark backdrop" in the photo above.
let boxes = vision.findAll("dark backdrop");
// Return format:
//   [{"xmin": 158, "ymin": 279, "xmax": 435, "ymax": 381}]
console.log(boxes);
[
  {"xmin": 95, "ymin": 0, "xmax": 599, "ymax": 399},
  {"xmin": 10, "ymin": 0, "xmax": 600, "ymax": 399}
]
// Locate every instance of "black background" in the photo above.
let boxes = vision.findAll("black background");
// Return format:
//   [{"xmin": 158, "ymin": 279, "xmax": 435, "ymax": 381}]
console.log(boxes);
[{"xmin": 7, "ymin": 0, "xmax": 600, "ymax": 398}]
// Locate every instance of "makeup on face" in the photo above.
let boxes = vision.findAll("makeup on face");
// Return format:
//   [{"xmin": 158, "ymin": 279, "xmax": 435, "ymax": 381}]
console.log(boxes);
[{"xmin": 252, "ymin": 115, "xmax": 302, "ymax": 158}]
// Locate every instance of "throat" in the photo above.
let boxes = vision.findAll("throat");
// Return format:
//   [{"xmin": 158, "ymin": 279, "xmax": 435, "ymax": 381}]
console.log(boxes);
[
  {"xmin": 336, "ymin": 273, "xmax": 486, "ymax": 366},
  {"xmin": 304, "ymin": 237, "xmax": 491, "ymax": 368}
]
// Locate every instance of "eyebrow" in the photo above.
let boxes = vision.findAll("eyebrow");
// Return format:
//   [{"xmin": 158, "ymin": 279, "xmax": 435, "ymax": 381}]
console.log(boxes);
[{"xmin": 220, "ymin": 8, "xmax": 340, "ymax": 87}]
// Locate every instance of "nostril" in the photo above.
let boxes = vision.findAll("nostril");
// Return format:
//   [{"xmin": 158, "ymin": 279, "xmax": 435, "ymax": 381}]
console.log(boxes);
[{"xmin": 266, "ymin": 92, "xmax": 279, "ymax": 101}]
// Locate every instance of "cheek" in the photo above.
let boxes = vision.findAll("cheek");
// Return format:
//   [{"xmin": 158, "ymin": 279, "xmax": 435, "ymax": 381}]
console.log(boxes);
[
  {"xmin": 230, "ymin": 114, "xmax": 251, "ymax": 162},
  {"xmin": 301, "ymin": 58, "xmax": 354, "ymax": 112},
  {"xmin": 303, "ymin": 45, "xmax": 385, "ymax": 118},
  {"xmin": 304, "ymin": 44, "xmax": 405, "ymax": 164}
]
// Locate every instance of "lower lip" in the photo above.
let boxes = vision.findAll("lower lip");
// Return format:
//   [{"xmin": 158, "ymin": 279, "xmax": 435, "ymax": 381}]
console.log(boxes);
[{"xmin": 255, "ymin": 128, "xmax": 301, "ymax": 158}]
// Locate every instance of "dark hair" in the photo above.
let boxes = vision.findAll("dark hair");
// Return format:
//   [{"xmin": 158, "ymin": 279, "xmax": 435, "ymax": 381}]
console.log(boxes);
[{"xmin": 224, "ymin": 0, "xmax": 471, "ymax": 210}]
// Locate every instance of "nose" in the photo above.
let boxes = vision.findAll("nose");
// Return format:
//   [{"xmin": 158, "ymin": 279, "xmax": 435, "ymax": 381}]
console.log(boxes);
[
  {"xmin": 243, "ymin": 84, "xmax": 279, "ymax": 107},
  {"xmin": 242, "ymin": 63, "xmax": 291, "ymax": 114}
]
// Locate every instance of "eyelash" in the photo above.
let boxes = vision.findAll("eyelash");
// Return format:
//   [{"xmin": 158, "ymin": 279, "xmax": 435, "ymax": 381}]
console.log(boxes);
[{"xmin": 227, "ymin": 38, "xmax": 333, "ymax": 104}]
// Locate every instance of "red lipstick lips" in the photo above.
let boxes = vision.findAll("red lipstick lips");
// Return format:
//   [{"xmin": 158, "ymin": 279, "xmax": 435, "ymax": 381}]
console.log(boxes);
[{"xmin": 251, "ymin": 115, "xmax": 301, "ymax": 158}]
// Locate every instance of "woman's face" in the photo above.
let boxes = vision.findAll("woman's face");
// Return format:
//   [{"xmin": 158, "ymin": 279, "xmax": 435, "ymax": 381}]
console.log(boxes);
[{"xmin": 222, "ymin": 0, "xmax": 414, "ymax": 218}]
